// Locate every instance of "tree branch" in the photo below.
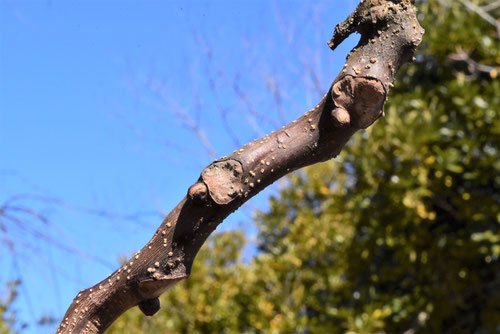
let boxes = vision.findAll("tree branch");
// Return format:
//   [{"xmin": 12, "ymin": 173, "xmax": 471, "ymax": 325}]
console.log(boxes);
[
  {"xmin": 482, "ymin": 0, "xmax": 500, "ymax": 12},
  {"xmin": 457, "ymin": 0, "xmax": 500, "ymax": 38},
  {"xmin": 448, "ymin": 46, "xmax": 500, "ymax": 80},
  {"xmin": 57, "ymin": 1, "xmax": 424, "ymax": 333}
]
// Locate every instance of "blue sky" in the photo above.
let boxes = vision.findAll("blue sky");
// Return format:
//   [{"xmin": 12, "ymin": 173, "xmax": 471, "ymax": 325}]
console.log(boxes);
[{"xmin": 0, "ymin": 0, "xmax": 356, "ymax": 332}]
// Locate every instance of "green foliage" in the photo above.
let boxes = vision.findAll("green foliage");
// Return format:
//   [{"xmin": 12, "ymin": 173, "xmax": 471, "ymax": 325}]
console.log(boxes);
[
  {"xmin": 0, "ymin": 280, "xmax": 21, "ymax": 334},
  {"xmin": 111, "ymin": 1, "xmax": 499, "ymax": 333}
]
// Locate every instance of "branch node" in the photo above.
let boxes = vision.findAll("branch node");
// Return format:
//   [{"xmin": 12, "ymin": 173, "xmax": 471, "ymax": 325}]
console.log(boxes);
[
  {"xmin": 331, "ymin": 107, "xmax": 351, "ymax": 127},
  {"xmin": 188, "ymin": 182, "xmax": 209, "ymax": 204},
  {"xmin": 138, "ymin": 298, "xmax": 160, "ymax": 316},
  {"xmin": 331, "ymin": 75, "xmax": 386, "ymax": 129},
  {"xmin": 201, "ymin": 159, "xmax": 243, "ymax": 205}
]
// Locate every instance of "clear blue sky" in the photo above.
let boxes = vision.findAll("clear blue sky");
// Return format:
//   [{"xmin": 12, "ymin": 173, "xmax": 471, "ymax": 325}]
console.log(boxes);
[{"xmin": 0, "ymin": 0, "xmax": 356, "ymax": 332}]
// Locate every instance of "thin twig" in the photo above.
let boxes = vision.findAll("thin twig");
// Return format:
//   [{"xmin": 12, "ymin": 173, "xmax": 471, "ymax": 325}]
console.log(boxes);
[
  {"xmin": 457, "ymin": 0, "xmax": 500, "ymax": 38},
  {"xmin": 448, "ymin": 46, "xmax": 500, "ymax": 79},
  {"xmin": 482, "ymin": 0, "xmax": 500, "ymax": 12}
]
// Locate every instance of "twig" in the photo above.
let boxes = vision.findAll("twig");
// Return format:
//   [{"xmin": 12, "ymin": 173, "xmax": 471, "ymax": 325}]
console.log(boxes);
[
  {"xmin": 482, "ymin": 0, "xmax": 500, "ymax": 12},
  {"xmin": 457, "ymin": 0, "xmax": 500, "ymax": 38},
  {"xmin": 448, "ymin": 46, "xmax": 500, "ymax": 79}
]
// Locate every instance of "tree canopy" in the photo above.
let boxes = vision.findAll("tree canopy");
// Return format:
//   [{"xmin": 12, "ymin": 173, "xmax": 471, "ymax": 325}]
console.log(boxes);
[{"xmin": 104, "ymin": 0, "xmax": 499, "ymax": 333}]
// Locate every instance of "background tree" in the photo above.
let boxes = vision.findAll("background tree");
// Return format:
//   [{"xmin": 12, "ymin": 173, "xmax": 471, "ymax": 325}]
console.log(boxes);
[{"xmin": 107, "ymin": 0, "xmax": 499, "ymax": 333}]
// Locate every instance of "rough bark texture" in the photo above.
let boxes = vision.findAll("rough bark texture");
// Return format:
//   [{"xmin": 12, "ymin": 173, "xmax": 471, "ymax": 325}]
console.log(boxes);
[{"xmin": 57, "ymin": 1, "xmax": 423, "ymax": 332}]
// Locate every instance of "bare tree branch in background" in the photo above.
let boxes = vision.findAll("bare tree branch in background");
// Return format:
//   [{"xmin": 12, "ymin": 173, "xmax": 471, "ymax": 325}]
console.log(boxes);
[
  {"xmin": 457, "ymin": 0, "xmax": 500, "ymax": 38},
  {"xmin": 0, "ymin": 186, "xmax": 163, "ymax": 330},
  {"xmin": 481, "ymin": 0, "xmax": 500, "ymax": 11},
  {"xmin": 434, "ymin": 0, "xmax": 500, "ymax": 79},
  {"xmin": 119, "ymin": 2, "xmax": 345, "ymax": 168},
  {"xmin": 112, "ymin": 2, "xmax": 341, "ymax": 227},
  {"xmin": 448, "ymin": 46, "xmax": 500, "ymax": 79}
]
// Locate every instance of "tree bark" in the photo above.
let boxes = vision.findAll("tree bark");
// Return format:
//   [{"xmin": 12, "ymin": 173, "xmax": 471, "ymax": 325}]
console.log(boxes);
[{"xmin": 57, "ymin": 1, "xmax": 424, "ymax": 332}]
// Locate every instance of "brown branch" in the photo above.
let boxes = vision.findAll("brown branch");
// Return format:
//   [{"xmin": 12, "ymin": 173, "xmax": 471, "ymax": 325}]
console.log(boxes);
[
  {"xmin": 448, "ymin": 46, "xmax": 500, "ymax": 80},
  {"xmin": 57, "ymin": 1, "xmax": 424, "ymax": 333}
]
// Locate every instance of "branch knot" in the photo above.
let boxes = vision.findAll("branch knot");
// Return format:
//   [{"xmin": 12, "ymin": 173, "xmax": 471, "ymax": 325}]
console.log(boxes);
[{"xmin": 331, "ymin": 75, "xmax": 386, "ymax": 129}]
